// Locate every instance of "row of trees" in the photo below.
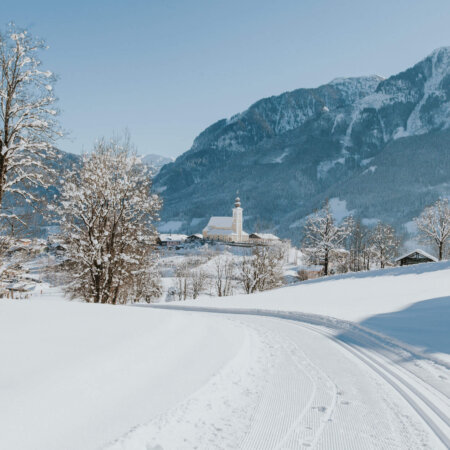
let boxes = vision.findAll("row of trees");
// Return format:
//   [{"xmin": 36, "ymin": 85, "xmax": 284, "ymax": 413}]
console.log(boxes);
[
  {"xmin": 172, "ymin": 245, "xmax": 287, "ymax": 301},
  {"xmin": 302, "ymin": 197, "xmax": 450, "ymax": 276},
  {"xmin": 0, "ymin": 24, "xmax": 449, "ymax": 303}
]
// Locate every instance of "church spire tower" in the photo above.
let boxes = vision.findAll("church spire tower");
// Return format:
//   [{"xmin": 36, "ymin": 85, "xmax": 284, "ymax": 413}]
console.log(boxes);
[{"xmin": 232, "ymin": 194, "xmax": 243, "ymax": 242}]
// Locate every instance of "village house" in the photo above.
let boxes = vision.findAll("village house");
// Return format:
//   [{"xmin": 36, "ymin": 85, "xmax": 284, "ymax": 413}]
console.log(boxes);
[
  {"xmin": 157, "ymin": 234, "xmax": 188, "ymax": 248},
  {"xmin": 395, "ymin": 249, "xmax": 438, "ymax": 266},
  {"xmin": 186, "ymin": 234, "xmax": 204, "ymax": 243}
]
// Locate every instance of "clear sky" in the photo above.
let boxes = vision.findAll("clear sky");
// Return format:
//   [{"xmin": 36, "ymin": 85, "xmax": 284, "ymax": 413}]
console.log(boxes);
[{"xmin": 4, "ymin": 0, "xmax": 450, "ymax": 157}]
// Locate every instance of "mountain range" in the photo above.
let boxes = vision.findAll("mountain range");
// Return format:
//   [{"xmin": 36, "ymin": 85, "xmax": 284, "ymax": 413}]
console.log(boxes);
[
  {"xmin": 153, "ymin": 47, "xmax": 450, "ymax": 243},
  {"xmin": 142, "ymin": 154, "xmax": 174, "ymax": 174}
]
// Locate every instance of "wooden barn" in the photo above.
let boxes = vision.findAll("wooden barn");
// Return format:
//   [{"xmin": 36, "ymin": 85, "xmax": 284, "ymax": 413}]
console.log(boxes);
[{"xmin": 395, "ymin": 249, "xmax": 438, "ymax": 266}]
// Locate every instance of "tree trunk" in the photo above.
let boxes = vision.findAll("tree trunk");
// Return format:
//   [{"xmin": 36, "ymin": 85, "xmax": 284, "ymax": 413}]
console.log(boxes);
[{"xmin": 324, "ymin": 251, "xmax": 329, "ymax": 276}]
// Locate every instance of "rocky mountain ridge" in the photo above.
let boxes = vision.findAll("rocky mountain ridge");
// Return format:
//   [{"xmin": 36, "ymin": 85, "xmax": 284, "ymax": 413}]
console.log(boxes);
[{"xmin": 154, "ymin": 47, "xmax": 450, "ymax": 243}]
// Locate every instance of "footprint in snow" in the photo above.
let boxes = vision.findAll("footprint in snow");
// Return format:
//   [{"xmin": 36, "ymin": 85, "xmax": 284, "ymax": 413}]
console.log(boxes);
[{"xmin": 312, "ymin": 406, "xmax": 327, "ymax": 413}]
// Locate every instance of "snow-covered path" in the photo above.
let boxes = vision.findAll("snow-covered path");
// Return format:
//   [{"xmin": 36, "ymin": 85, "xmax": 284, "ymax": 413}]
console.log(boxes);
[
  {"xmin": 109, "ymin": 307, "xmax": 449, "ymax": 449},
  {"xmin": 2, "ymin": 262, "xmax": 450, "ymax": 450}
]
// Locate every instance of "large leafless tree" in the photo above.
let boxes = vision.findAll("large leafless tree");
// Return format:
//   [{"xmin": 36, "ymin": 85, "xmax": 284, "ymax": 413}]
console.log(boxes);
[
  {"xmin": 0, "ymin": 24, "xmax": 60, "ymax": 220},
  {"xmin": 414, "ymin": 198, "xmax": 450, "ymax": 260},
  {"xmin": 302, "ymin": 200, "xmax": 349, "ymax": 275},
  {"xmin": 368, "ymin": 221, "xmax": 399, "ymax": 268},
  {"xmin": 58, "ymin": 136, "xmax": 162, "ymax": 304}
]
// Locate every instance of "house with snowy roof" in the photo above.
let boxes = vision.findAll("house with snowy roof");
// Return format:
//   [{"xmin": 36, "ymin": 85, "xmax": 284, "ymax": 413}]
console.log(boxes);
[
  {"xmin": 202, "ymin": 197, "xmax": 249, "ymax": 243},
  {"xmin": 157, "ymin": 234, "xmax": 188, "ymax": 247},
  {"xmin": 395, "ymin": 249, "xmax": 438, "ymax": 266}
]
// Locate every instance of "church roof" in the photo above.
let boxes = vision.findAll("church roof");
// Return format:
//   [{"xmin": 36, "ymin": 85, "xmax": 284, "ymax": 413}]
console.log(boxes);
[{"xmin": 205, "ymin": 216, "xmax": 233, "ymax": 229}]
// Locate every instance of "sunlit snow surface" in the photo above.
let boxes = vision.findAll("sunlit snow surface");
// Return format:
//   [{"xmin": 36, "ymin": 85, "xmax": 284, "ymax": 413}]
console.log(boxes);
[{"xmin": 1, "ymin": 262, "xmax": 449, "ymax": 449}]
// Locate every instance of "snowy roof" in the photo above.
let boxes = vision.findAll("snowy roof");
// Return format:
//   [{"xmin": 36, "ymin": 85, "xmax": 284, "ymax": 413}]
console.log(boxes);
[
  {"xmin": 188, "ymin": 234, "xmax": 203, "ymax": 239},
  {"xmin": 158, "ymin": 234, "xmax": 188, "ymax": 242},
  {"xmin": 395, "ymin": 249, "xmax": 438, "ymax": 262},
  {"xmin": 249, "ymin": 233, "xmax": 279, "ymax": 240},
  {"xmin": 205, "ymin": 216, "xmax": 233, "ymax": 229},
  {"xmin": 5, "ymin": 282, "xmax": 35, "ymax": 292}
]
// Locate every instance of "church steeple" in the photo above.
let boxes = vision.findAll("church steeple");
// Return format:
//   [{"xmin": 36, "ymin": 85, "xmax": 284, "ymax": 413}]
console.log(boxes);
[{"xmin": 232, "ymin": 194, "xmax": 243, "ymax": 241}]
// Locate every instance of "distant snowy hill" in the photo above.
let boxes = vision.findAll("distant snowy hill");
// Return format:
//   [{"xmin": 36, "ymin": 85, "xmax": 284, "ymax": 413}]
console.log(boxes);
[
  {"xmin": 142, "ymin": 154, "xmax": 174, "ymax": 174},
  {"xmin": 154, "ymin": 47, "xmax": 450, "ymax": 241}
]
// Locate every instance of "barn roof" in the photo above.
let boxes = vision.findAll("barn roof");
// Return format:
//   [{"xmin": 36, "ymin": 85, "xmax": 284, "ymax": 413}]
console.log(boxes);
[
  {"xmin": 187, "ymin": 233, "xmax": 203, "ymax": 239},
  {"xmin": 395, "ymin": 249, "xmax": 438, "ymax": 262}
]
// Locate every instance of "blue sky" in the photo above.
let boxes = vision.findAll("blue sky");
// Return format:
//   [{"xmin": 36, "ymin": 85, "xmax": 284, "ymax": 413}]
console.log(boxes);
[{"xmin": 5, "ymin": 0, "xmax": 450, "ymax": 157}]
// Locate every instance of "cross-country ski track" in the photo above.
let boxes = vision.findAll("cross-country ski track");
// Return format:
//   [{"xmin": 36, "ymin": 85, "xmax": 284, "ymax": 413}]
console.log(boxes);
[
  {"xmin": 2, "ymin": 262, "xmax": 450, "ymax": 450},
  {"xmin": 108, "ymin": 304, "xmax": 450, "ymax": 449}
]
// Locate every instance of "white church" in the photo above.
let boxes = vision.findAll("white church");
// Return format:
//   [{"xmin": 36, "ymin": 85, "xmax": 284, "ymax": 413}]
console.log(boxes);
[{"xmin": 202, "ymin": 196, "xmax": 249, "ymax": 242}]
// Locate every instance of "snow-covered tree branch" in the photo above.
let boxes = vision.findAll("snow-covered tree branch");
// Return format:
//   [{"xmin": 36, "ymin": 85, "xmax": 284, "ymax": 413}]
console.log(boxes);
[
  {"xmin": 414, "ymin": 198, "xmax": 450, "ymax": 260},
  {"xmin": 301, "ymin": 200, "xmax": 349, "ymax": 275},
  {"xmin": 57, "ymin": 136, "xmax": 162, "ymax": 304},
  {"xmin": 368, "ymin": 221, "xmax": 399, "ymax": 268},
  {"xmin": 239, "ymin": 244, "xmax": 285, "ymax": 294},
  {"xmin": 0, "ymin": 24, "xmax": 61, "ymax": 218}
]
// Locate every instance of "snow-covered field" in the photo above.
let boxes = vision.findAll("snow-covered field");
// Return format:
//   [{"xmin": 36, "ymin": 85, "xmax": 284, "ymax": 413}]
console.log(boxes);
[
  {"xmin": 1, "ymin": 262, "xmax": 449, "ymax": 449},
  {"xmin": 0, "ymin": 289, "xmax": 244, "ymax": 450}
]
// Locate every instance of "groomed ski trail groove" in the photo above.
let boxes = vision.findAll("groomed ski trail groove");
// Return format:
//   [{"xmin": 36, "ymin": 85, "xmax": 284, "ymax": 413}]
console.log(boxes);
[{"xmin": 150, "ymin": 303, "xmax": 450, "ymax": 448}]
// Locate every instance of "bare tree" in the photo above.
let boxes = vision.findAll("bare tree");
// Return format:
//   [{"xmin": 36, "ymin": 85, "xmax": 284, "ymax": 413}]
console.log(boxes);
[
  {"xmin": 368, "ymin": 222, "xmax": 399, "ymax": 268},
  {"xmin": 345, "ymin": 217, "xmax": 370, "ymax": 272},
  {"xmin": 174, "ymin": 262, "xmax": 190, "ymax": 301},
  {"xmin": 302, "ymin": 200, "xmax": 349, "ymax": 275},
  {"xmin": 57, "ymin": 136, "xmax": 162, "ymax": 304},
  {"xmin": 239, "ymin": 245, "xmax": 285, "ymax": 294},
  {"xmin": 0, "ymin": 24, "xmax": 61, "ymax": 221},
  {"xmin": 414, "ymin": 198, "xmax": 450, "ymax": 260},
  {"xmin": 190, "ymin": 268, "xmax": 207, "ymax": 299},
  {"xmin": 214, "ymin": 254, "xmax": 235, "ymax": 297}
]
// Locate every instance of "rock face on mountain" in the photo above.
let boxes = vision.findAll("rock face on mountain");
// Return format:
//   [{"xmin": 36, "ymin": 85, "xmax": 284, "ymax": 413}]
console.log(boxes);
[{"xmin": 155, "ymin": 48, "xmax": 450, "ymax": 241}]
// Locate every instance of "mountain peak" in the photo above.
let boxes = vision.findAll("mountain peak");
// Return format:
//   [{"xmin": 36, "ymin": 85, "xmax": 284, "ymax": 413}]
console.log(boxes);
[
  {"xmin": 155, "ymin": 47, "xmax": 450, "ymax": 241},
  {"xmin": 428, "ymin": 46, "xmax": 450, "ymax": 58}
]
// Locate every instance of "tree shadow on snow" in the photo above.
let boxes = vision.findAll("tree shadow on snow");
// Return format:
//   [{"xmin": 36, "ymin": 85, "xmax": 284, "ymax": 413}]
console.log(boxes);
[{"xmin": 336, "ymin": 296, "xmax": 450, "ymax": 362}]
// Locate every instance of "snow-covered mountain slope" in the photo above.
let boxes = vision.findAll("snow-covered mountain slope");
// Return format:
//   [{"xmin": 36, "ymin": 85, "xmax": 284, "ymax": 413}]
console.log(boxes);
[{"xmin": 155, "ymin": 47, "xmax": 450, "ymax": 240}]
